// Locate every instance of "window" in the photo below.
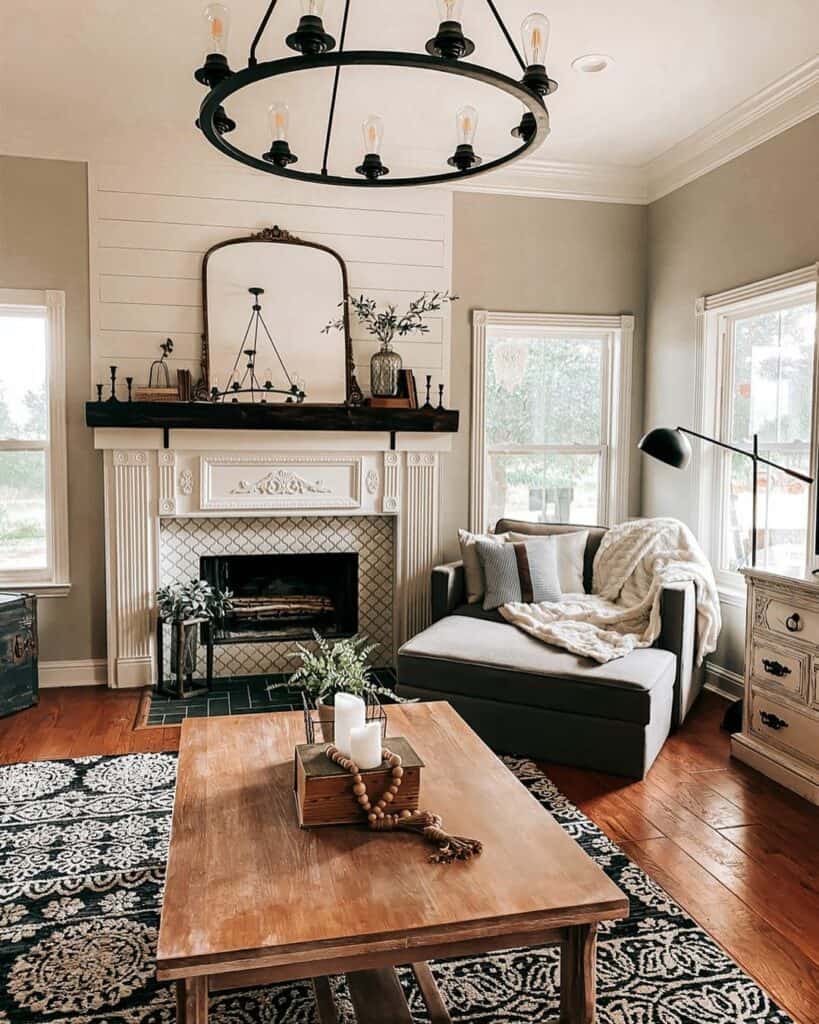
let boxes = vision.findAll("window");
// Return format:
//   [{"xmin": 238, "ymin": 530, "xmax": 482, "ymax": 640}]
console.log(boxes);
[
  {"xmin": 0, "ymin": 290, "xmax": 69, "ymax": 593},
  {"xmin": 695, "ymin": 266, "xmax": 818, "ymax": 595},
  {"xmin": 470, "ymin": 312, "xmax": 634, "ymax": 531}
]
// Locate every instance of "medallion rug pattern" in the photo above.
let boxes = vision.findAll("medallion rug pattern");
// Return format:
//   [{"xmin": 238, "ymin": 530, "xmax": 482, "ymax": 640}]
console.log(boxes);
[{"xmin": 0, "ymin": 753, "xmax": 792, "ymax": 1024}]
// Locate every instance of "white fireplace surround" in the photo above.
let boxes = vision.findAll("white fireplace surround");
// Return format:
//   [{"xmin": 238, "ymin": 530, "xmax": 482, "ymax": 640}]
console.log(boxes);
[{"xmin": 95, "ymin": 429, "xmax": 446, "ymax": 688}]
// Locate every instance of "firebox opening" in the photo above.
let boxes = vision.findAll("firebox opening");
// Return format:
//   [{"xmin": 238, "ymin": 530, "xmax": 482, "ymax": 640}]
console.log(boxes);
[{"xmin": 200, "ymin": 552, "xmax": 358, "ymax": 645}]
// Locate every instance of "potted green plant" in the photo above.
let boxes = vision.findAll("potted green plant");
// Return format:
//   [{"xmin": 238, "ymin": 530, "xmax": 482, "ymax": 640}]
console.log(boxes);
[
  {"xmin": 156, "ymin": 579, "xmax": 233, "ymax": 677},
  {"xmin": 270, "ymin": 630, "xmax": 404, "ymax": 739}
]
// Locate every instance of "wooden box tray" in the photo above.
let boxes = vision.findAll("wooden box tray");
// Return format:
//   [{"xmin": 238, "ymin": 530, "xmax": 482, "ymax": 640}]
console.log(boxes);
[{"xmin": 294, "ymin": 736, "xmax": 423, "ymax": 828}]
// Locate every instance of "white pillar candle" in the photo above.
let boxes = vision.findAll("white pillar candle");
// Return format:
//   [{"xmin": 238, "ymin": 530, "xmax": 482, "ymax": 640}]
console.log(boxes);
[
  {"xmin": 333, "ymin": 692, "xmax": 365, "ymax": 756},
  {"xmin": 349, "ymin": 722, "xmax": 383, "ymax": 770}
]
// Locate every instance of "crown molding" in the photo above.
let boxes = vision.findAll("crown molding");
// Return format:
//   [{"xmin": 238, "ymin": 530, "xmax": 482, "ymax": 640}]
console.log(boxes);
[
  {"xmin": 646, "ymin": 56, "xmax": 819, "ymax": 202},
  {"xmin": 452, "ymin": 157, "xmax": 648, "ymax": 205}
]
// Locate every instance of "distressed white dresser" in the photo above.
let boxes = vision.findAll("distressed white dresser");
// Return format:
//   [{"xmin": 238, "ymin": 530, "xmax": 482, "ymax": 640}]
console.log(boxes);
[{"xmin": 732, "ymin": 568, "xmax": 819, "ymax": 803}]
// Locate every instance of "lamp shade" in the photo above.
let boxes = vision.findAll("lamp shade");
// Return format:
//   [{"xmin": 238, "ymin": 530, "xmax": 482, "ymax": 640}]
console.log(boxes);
[{"xmin": 638, "ymin": 427, "xmax": 692, "ymax": 470}]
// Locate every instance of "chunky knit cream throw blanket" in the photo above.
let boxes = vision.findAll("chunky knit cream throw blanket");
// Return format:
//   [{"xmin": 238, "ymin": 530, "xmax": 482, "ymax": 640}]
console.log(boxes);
[{"xmin": 500, "ymin": 517, "xmax": 721, "ymax": 665}]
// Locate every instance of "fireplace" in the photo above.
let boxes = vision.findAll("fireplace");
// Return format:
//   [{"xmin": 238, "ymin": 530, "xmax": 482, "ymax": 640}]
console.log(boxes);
[{"xmin": 200, "ymin": 552, "xmax": 358, "ymax": 644}]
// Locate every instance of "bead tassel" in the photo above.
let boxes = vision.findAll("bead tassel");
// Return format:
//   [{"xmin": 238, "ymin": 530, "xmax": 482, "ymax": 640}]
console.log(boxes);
[{"xmin": 324, "ymin": 743, "xmax": 483, "ymax": 864}]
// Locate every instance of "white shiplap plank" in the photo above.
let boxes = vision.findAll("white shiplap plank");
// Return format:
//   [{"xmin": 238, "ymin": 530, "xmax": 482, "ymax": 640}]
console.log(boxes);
[
  {"xmin": 96, "ymin": 331, "xmax": 202, "ymax": 363},
  {"xmin": 95, "ymin": 191, "xmax": 444, "ymax": 242},
  {"xmin": 99, "ymin": 302, "xmax": 202, "ymax": 334}
]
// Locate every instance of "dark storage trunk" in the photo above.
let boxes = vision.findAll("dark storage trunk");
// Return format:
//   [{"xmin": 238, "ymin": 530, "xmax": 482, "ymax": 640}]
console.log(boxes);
[{"xmin": 0, "ymin": 593, "xmax": 38, "ymax": 717}]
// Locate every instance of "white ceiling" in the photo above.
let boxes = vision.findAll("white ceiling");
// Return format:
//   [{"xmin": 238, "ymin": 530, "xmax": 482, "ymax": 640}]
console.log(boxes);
[{"xmin": 1, "ymin": 0, "xmax": 817, "ymax": 194}]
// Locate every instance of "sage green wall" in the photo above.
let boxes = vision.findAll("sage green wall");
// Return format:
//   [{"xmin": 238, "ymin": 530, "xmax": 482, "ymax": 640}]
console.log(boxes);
[
  {"xmin": 0, "ymin": 156, "xmax": 106, "ymax": 663},
  {"xmin": 444, "ymin": 191, "xmax": 648, "ymax": 561},
  {"xmin": 643, "ymin": 115, "xmax": 819, "ymax": 678}
]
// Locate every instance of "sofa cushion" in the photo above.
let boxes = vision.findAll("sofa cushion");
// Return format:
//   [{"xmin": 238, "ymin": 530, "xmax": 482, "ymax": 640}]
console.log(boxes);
[{"xmin": 397, "ymin": 614, "xmax": 676, "ymax": 726}]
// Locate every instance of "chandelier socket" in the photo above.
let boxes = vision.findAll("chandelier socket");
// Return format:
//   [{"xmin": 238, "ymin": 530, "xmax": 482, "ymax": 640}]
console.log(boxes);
[
  {"xmin": 355, "ymin": 153, "xmax": 390, "ymax": 181},
  {"xmin": 425, "ymin": 21, "xmax": 475, "ymax": 60},
  {"xmin": 511, "ymin": 111, "xmax": 537, "ymax": 141},
  {"xmin": 522, "ymin": 64, "xmax": 558, "ymax": 97},
  {"xmin": 196, "ymin": 104, "xmax": 236, "ymax": 136},
  {"xmin": 263, "ymin": 139, "xmax": 298, "ymax": 167},
  {"xmin": 447, "ymin": 144, "xmax": 482, "ymax": 172},
  {"xmin": 194, "ymin": 52, "xmax": 233, "ymax": 88},
  {"xmin": 286, "ymin": 14, "xmax": 336, "ymax": 55}
]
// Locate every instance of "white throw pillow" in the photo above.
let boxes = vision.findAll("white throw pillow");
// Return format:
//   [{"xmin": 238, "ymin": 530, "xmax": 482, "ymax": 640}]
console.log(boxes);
[
  {"xmin": 509, "ymin": 529, "xmax": 588, "ymax": 593},
  {"xmin": 458, "ymin": 528, "xmax": 510, "ymax": 604}
]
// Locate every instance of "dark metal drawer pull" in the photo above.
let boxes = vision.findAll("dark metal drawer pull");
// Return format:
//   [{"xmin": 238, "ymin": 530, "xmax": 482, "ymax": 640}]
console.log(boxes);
[
  {"xmin": 762, "ymin": 658, "xmax": 791, "ymax": 678},
  {"xmin": 785, "ymin": 612, "xmax": 802, "ymax": 633},
  {"xmin": 759, "ymin": 710, "xmax": 789, "ymax": 731}
]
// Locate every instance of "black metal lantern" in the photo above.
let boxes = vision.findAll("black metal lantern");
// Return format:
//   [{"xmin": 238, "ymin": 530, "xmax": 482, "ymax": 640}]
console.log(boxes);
[{"xmin": 193, "ymin": 0, "xmax": 558, "ymax": 189}]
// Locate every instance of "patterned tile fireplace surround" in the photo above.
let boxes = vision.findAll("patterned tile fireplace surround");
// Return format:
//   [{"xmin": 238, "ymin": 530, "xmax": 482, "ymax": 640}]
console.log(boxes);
[
  {"xmin": 159, "ymin": 516, "xmax": 394, "ymax": 676},
  {"xmin": 95, "ymin": 431, "xmax": 444, "ymax": 688}
]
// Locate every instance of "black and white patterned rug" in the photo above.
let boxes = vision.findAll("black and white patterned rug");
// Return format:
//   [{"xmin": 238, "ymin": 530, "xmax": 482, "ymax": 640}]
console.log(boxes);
[{"xmin": 0, "ymin": 752, "xmax": 792, "ymax": 1023}]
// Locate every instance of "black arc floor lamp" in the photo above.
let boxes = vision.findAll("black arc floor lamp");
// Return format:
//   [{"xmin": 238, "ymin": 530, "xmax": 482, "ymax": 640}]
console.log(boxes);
[{"xmin": 638, "ymin": 426, "xmax": 814, "ymax": 567}]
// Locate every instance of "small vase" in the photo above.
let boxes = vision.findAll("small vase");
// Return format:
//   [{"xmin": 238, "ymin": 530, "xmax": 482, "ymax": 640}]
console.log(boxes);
[
  {"xmin": 315, "ymin": 696, "xmax": 336, "ymax": 743},
  {"xmin": 370, "ymin": 340, "xmax": 403, "ymax": 397}
]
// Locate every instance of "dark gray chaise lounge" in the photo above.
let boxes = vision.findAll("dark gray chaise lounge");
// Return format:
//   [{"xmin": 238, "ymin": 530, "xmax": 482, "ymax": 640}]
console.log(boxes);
[{"xmin": 396, "ymin": 520, "xmax": 704, "ymax": 778}]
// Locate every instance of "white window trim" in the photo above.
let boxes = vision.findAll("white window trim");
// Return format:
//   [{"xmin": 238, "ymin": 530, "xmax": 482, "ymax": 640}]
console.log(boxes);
[
  {"xmin": 693, "ymin": 263, "xmax": 819, "ymax": 605},
  {"xmin": 470, "ymin": 310, "xmax": 635, "ymax": 533},
  {"xmin": 0, "ymin": 289, "xmax": 70, "ymax": 596}
]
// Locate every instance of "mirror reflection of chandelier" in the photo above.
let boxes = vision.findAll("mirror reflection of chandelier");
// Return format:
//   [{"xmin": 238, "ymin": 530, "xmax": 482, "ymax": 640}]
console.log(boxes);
[
  {"xmin": 193, "ymin": 0, "xmax": 558, "ymax": 188},
  {"xmin": 210, "ymin": 287, "xmax": 306, "ymax": 404}
]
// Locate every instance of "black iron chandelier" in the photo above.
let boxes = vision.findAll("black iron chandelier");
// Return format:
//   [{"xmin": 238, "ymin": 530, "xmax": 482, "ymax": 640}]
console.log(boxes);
[{"xmin": 194, "ymin": 0, "xmax": 558, "ymax": 188}]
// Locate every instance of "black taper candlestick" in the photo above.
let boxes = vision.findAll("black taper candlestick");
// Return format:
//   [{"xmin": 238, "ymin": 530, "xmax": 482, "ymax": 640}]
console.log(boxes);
[
  {"xmin": 126, "ymin": 377, "xmax": 134, "ymax": 403},
  {"xmin": 107, "ymin": 366, "xmax": 119, "ymax": 402},
  {"xmin": 96, "ymin": 384, "xmax": 104, "ymax": 402},
  {"xmin": 437, "ymin": 384, "xmax": 445, "ymax": 410},
  {"xmin": 423, "ymin": 374, "xmax": 433, "ymax": 409}
]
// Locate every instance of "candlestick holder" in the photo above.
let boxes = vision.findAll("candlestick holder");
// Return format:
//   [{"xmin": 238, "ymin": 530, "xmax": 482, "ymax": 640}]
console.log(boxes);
[
  {"xmin": 437, "ymin": 384, "xmax": 445, "ymax": 410},
  {"xmin": 422, "ymin": 374, "xmax": 433, "ymax": 409},
  {"xmin": 107, "ymin": 366, "xmax": 119, "ymax": 402},
  {"xmin": 125, "ymin": 377, "xmax": 134, "ymax": 403},
  {"xmin": 96, "ymin": 384, "xmax": 104, "ymax": 402}
]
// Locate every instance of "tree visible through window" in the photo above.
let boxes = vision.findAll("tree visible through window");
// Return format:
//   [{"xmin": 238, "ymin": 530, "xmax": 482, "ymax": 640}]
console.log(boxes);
[
  {"xmin": 720, "ymin": 299, "xmax": 816, "ymax": 576},
  {"xmin": 483, "ymin": 328, "xmax": 611, "ymax": 526},
  {"xmin": 0, "ymin": 310, "xmax": 50, "ymax": 574}
]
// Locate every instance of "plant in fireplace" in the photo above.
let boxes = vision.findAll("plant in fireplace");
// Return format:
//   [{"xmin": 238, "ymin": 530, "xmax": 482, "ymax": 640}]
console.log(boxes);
[{"xmin": 156, "ymin": 578, "xmax": 233, "ymax": 678}]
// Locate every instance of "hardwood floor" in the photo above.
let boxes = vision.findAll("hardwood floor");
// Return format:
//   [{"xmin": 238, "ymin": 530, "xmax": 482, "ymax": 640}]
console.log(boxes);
[{"xmin": 1, "ymin": 686, "xmax": 817, "ymax": 1023}]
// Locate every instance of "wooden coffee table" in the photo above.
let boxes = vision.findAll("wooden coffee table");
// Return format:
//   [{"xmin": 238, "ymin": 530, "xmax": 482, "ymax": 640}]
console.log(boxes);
[{"xmin": 157, "ymin": 702, "xmax": 628, "ymax": 1023}]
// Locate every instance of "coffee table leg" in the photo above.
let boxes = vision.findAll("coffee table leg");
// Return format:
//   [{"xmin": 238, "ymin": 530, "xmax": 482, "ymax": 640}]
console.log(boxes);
[
  {"xmin": 176, "ymin": 976, "xmax": 208, "ymax": 1023},
  {"xmin": 560, "ymin": 923, "xmax": 597, "ymax": 1024}
]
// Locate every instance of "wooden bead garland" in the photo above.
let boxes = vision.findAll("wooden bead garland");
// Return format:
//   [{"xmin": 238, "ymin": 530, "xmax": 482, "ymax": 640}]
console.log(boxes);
[{"xmin": 324, "ymin": 743, "xmax": 483, "ymax": 864}]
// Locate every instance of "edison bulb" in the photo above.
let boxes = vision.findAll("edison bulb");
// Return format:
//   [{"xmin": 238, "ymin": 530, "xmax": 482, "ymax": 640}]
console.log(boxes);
[
  {"xmin": 268, "ymin": 103, "xmax": 290, "ymax": 142},
  {"xmin": 361, "ymin": 114, "xmax": 384, "ymax": 156},
  {"xmin": 521, "ymin": 13, "xmax": 550, "ymax": 67},
  {"xmin": 456, "ymin": 105, "xmax": 478, "ymax": 147},
  {"xmin": 203, "ymin": 3, "xmax": 230, "ymax": 56},
  {"xmin": 436, "ymin": 0, "xmax": 464, "ymax": 21},
  {"xmin": 301, "ymin": 0, "xmax": 325, "ymax": 15}
]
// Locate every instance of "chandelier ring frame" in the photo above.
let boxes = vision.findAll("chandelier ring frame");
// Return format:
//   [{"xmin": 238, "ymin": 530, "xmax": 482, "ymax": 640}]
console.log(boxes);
[{"xmin": 197, "ymin": 50, "xmax": 550, "ymax": 188}]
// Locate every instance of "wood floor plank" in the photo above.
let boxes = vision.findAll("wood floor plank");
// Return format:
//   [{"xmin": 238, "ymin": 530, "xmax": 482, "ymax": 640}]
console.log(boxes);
[
  {"xmin": 719, "ymin": 824, "xmax": 819, "ymax": 895},
  {"xmin": 620, "ymin": 837, "xmax": 819, "ymax": 1024}
]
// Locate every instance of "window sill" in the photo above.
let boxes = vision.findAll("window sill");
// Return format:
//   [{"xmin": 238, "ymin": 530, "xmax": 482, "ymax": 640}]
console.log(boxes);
[
  {"xmin": 0, "ymin": 582, "xmax": 72, "ymax": 598},
  {"xmin": 717, "ymin": 585, "xmax": 746, "ymax": 609}
]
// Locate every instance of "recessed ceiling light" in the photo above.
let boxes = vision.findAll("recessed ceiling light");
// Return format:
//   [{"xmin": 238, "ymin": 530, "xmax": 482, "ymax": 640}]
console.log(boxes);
[{"xmin": 571, "ymin": 54, "xmax": 614, "ymax": 74}]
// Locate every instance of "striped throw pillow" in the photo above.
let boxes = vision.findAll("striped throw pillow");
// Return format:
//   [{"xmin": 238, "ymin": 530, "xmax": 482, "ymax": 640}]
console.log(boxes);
[{"xmin": 476, "ymin": 536, "xmax": 562, "ymax": 611}]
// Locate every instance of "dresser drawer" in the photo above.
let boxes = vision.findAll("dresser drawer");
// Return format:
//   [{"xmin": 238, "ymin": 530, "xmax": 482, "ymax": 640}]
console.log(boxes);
[
  {"xmin": 759, "ymin": 597, "xmax": 819, "ymax": 647},
  {"xmin": 750, "ymin": 640, "xmax": 808, "ymax": 701},
  {"xmin": 750, "ymin": 690, "xmax": 819, "ymax": 768}
]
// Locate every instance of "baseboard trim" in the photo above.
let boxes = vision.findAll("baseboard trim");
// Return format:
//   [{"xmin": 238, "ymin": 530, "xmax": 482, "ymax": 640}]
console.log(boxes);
[
  {"xmin": 39, "ymin": 659, "xmax": 108, "ymax": 688},
  {"xmin": 704, "ymin": 662, "xmax": 744, "ymax": 701}
]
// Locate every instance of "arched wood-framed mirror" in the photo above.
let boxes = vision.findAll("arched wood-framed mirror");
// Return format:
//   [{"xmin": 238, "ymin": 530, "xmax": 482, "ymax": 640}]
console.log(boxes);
[{"xmin": 202, "ymin": 226, "xmax": 354, "ymax": 404}]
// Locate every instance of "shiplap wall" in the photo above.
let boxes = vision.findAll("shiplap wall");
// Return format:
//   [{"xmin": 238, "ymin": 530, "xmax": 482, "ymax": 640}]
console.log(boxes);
[{"xmin": 89, "ymin": 162, "xmax": 452, "ymax": 398}]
